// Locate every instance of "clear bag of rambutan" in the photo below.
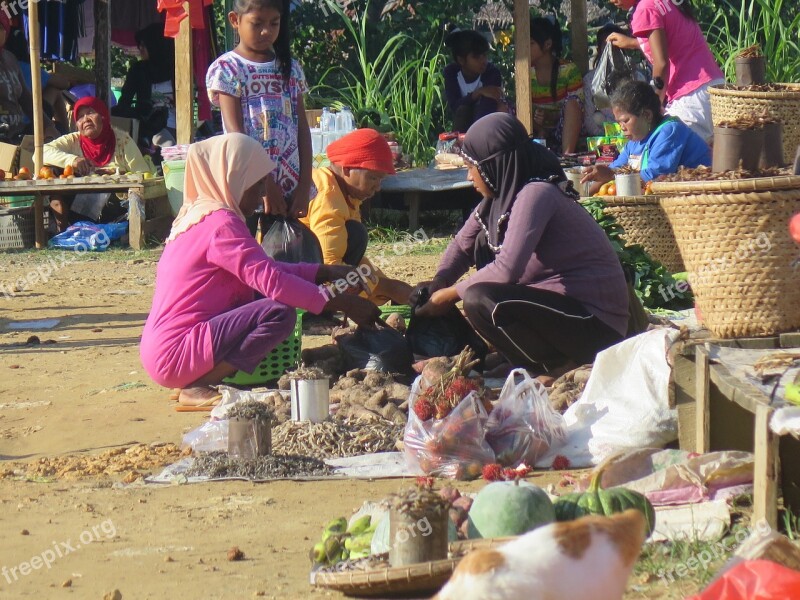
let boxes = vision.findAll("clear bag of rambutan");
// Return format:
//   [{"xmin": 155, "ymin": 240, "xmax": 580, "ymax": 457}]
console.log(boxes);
[{"xmin": 404, "ymin": 375, "xmax": 496, "ymax": 480}]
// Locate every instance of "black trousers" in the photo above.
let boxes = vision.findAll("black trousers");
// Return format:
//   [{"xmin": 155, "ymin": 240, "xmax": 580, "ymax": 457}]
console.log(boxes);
[
  {"xmin": 342, "ymin": 220, "xmax": 368, "ymax": 266},
  {"xmin": 462, "ymin": 282, "xmax": 623, "ymax": 371}
]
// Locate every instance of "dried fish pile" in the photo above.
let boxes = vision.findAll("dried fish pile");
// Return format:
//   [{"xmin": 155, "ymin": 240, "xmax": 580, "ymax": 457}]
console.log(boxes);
[
  {"xmin": 272, "ymin": 416, "xmax": 404, "ymax": 458},
  {"xmin": 615, "ymin": 165, "xmax": 639, "ymax": 174},
  {"xmin": 317, "ymin": 554, "xmax": 390, "ymax": 574},
  {"xmin": 187, "ymin": 452, "xmax": 332, "ymax": 479},
  {"xmin": 226, "ymin": 399, "xmax": 275, "ymax": 421},
  {"xmin": 388, "ymin": 484, "xmax": 451, "ymax": 519},
  {"xmin": 656, "ymin": 164, "xmax": 790, "ymax": 182},
  {"xmin": 737, "ymin": 44, "xmax": 763, "ymax": 58}
]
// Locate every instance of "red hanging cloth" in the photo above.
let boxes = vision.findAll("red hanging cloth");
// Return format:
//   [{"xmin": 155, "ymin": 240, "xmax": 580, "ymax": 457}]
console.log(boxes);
[{"xmin": 157, "ymin": 0, "xmax": 211, "ymax": 38}]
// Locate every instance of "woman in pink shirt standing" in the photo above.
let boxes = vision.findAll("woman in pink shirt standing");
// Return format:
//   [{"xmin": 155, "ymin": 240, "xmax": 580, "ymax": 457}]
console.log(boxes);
[
  {"xmin": 140, "ymin": 133, "xmax": 380, "ymax": 406},
  {"xmin": 606, "ymin": 0, "xmax": 725, "ymax": 142}
]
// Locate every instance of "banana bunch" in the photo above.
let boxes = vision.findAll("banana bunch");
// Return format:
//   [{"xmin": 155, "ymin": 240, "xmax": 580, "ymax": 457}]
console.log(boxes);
[{"xmin": 310, "ymin": 515, "xmax": 377, "ymax": 566}]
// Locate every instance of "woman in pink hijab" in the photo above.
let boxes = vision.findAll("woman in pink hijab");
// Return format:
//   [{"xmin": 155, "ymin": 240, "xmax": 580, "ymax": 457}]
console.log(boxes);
[{"xmin": 141, "ymin": 133, "xmax": 380, "ymax": 406}]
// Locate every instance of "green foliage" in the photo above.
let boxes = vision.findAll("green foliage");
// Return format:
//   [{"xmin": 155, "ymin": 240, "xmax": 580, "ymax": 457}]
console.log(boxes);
[
  {"xmin": 703, "ymin": 0, "xmax": 800, "ymax": 83},
  {"xmin": 581, "ymin": 199, "xmax": 692, "ymax": 310}
]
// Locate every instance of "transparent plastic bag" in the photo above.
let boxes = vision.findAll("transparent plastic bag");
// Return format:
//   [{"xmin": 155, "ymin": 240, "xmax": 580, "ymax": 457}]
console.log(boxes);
[
  {"xmin": 403, "ymin": 376, "xmax": 495, "ymax": 479},
  {"xmin": 591, "ymin": 44, "xmax": 637, "ymax": 109},
  {"xmin": 485, "ymin": 369, "xmax": 567, "ymax": 467}
]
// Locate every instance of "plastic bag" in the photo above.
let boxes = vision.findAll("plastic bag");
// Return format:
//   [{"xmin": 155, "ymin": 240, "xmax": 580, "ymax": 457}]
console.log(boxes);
[
  {"xmin": 48, "ymin": 221, "xmax": 128, "ymax": 251},
  {"xmin": 404, "ymin": 376, "xmax": 495, "ymax": 479},
  {"xmin": 591, "ymin": 44, "xmax": 637, "ymax": 109},
  {"xmin": 485, "ymin": 369, "xmax": 567, "ymax": 467},
  {"xmin": 687, "ymin": 560, "xmax": 800, "ymax": 600},
  {"xmin": 407, "ymin": 288, "xmax": 488, "ymax": 359},
  {"xmin": 261, "ymin": 216, "xmax": 323, "ymax": 263},
  {"xmin": 335, "ymin": 327, "xmax": 413, "ymax": 373}
]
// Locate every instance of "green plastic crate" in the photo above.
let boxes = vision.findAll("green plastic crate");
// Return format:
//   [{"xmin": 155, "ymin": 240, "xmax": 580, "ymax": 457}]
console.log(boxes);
[{"xmin": 223, "ymin": 309, "xmax": 304, "ymax": 386}]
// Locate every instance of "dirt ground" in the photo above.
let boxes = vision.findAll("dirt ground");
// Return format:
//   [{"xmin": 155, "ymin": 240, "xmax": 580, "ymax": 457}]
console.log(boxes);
[{"xmin": 0, "ymin": 247, "xmax": 689, "ymax": 599}]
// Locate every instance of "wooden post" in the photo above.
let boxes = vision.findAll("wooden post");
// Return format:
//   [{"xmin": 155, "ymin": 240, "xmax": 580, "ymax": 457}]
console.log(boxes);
[
  {"xmin": 27, "ymin": 0, "xmax": 45, "ymax": 248},
  {"xmin": 695, "ymin": 343, "xmax": 710, "ymax": 453},
  {"xmin": 176, "ymin": 2, "xmax": 195, "ymax": 144},
  {"xmin": 513, "ymin": 0, "xmax": 532, "ymax": 134},
  {"xmin": 754, "ymin": 404, "xmax": 779, "ymax": 529},
  {"xmin": 570, "ymin": 0, "xmax": 589, "ymax": 74},
  {"xmin": 93, "ymin": 0, "xmax": 110, "ymax": 107}
]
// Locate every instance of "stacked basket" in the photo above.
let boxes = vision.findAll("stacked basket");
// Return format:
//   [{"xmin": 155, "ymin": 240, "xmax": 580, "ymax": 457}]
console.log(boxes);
[
  {"xmin": 598, "ymin": 195, "xmax": 685, "ymax": 273},
  {"xmin": 709, "ymin": 84, "xmax": 800, "ymax": 164},
  {"xmin": 652, "ymin": 176, "xmax": 800, "ymax": 338}
]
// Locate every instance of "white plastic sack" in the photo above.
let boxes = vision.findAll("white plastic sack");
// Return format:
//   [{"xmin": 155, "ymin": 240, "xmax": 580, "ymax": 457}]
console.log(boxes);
[{"xmin": 539, "ymin": 328, "xmax": 681, "ymax": 468}]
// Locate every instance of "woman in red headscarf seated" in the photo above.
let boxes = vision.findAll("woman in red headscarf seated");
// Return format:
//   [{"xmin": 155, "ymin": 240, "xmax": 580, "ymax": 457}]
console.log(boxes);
[
  {"xmin": 299, "ymin": 128, "xmax": 412, "ymax": 305},
  {"xmin": 43, "ymin": 96, "xmax": 150, "ymax": 233}
]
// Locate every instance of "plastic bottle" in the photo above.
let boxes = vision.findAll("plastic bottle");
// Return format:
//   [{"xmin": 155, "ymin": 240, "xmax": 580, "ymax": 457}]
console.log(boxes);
[
  {"xmin": 320, "ymin": 107, "xmax": 333, "ymax": 132},
  {"xmin": 336, "ymin": 106, "xmax": 355, "ymax": 133}
]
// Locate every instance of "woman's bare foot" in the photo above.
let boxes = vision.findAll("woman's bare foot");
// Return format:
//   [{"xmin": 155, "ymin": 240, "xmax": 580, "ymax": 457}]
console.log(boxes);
[{"xmin": 177, "ymin": 386, "xmax": 221, "ymax": 407}]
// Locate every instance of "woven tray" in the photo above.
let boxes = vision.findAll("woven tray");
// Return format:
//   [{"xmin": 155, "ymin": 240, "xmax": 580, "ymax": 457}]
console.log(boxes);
[
  {"xmin": 651, "ymin": 175, "xmax": 800, "ymax": 195},
  {"xmin": 599, "ymin": 195, "xmax": 684, "ymax": 273},
  {"xmin": 709, "ymin": 84, "xmax": 800, "ymax": 164},
  {"xmin": 657, "ymin": 182, "xmax": 800, "ymax": 338},
  {"xmin": 311, "ymin": 557, "xmax": 460, "ymax": 597}
]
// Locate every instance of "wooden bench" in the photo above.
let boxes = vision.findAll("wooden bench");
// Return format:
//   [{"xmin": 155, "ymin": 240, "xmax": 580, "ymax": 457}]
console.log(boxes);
[
  {"xmin": 672, "ymin": 332, "xmax": 800, "ymax": 528},
  {"xmin": 0, "ymin": 176, "xmax": 172, "ymax": 250}
]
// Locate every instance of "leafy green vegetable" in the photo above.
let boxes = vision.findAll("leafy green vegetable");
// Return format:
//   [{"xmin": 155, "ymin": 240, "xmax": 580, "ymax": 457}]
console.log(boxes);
[{"xmin": 581, "ymin": 199, "xmax": 693, "ymax": 311}]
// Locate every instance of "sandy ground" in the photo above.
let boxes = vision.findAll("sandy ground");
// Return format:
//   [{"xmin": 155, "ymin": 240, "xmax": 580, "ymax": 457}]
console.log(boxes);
[{"xmin": 0, "ymin": 247, "xmax": 690, "ymax": 599}]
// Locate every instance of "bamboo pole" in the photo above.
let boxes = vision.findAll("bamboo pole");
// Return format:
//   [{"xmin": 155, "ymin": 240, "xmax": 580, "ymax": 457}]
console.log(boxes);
[
  {"xmin": 27, "ymin": 0, "xmax": 43, "ymax": 175},
  {"xmin": 175, "ymin": 2, "xmax": 195, "ymax": 144},
  {"xmin": 513, "ymin": 0, "xmax": 532, "ymax": 134},
  {"xmin": 570, "ymin": 0, "xmax": 589, "ymax": 74},
  {"xmin": 93, "ymin": 0, "xmax": 111, "ymax": 107}
]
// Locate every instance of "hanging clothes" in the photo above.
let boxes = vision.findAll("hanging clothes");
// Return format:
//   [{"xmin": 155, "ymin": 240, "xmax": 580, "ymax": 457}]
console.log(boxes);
[
  {"xmin": 111, "ymin": 0, "xmax": 163, "ymax": 48},
  {"xmin": 20, "ymin": 0, "xmax": 85, "ymax": 62},
  {"xmin": 158, "ymin": 0, "xmax": 212, "ymax": 38}
]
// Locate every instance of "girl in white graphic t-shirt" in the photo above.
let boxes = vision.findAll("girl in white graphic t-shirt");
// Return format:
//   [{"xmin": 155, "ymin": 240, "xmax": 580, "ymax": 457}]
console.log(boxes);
[{"xmin": 207, "ymin": 0, "xmax": 313, "ymax": 236}]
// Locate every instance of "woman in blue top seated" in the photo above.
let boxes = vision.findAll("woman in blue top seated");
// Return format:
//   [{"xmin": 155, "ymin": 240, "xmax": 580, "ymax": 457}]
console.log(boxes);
[{"xmin": 581, "ymin": 79, "xmax": 710, "ymax": 193}]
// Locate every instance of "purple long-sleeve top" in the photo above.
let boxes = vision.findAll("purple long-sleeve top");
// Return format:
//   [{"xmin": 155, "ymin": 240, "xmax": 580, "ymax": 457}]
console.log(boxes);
[
  {"xmin": 436, "ymin": 182, "xmax": 629, "ymax": 336},
  {"xmin": 141, "ymin": 210, "xmax": 326, "ymax": 388},
  {"xmin": 443, "ymin": 62, "xmax": 503, "ymax": 119}
]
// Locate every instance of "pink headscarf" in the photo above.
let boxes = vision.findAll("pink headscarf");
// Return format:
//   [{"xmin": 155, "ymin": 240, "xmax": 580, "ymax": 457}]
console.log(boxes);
[{"xmin": 166, "ymin": 133, "xmax": 276, "ymax": 243}]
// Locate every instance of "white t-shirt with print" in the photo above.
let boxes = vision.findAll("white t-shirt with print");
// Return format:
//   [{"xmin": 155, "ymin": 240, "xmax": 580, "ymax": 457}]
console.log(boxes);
[{"xmin": 207, "ymin": 52, "xmax": 309, "ymax": 199}]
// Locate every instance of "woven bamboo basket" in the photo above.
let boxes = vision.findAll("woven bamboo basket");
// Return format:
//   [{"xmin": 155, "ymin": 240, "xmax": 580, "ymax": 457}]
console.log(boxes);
[
  {"xmin": 651, "ymin": 176, "xmax": 800, "ymax": 338},
  {"xmin": 599, "ymin": 195, "xmax": 684, "ymax": 273},
  {"xmin": 311, "ymin": 557, "xmax": 460, "ymax": 596},
  {"xmin": 708, "ymin": 84, "xmax": 800, "ymax": 164}
]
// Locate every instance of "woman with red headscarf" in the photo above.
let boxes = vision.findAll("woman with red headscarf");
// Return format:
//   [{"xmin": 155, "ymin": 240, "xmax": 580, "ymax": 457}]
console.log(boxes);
[{"xmin": 43, "ymin": 96, "xmax": 149, "ymax": 232}]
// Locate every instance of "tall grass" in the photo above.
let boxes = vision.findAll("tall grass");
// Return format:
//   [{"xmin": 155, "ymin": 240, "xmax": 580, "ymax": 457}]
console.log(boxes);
[
  {"xmin": 705, "ymin": 0, "xmax": 800, "ymax": 83},
  {"xmin": 310, "ymin": 0, "xmax": 447, "ymax": 166}
]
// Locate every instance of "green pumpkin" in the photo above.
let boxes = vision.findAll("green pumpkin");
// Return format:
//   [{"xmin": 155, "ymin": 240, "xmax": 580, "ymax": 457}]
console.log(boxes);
[
  {"xmin": 467, "ymin": 480, "xmax": 555, "ymax": 539},
  {"xmin": 553, "ymin": 464, "xmax": 656, "ymax": 536}
]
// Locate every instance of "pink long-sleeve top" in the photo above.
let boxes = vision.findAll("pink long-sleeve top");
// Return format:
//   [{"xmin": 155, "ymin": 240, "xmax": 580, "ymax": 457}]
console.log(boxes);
[
  {"xmin": 140, "ymin": 211, "xmax": 326, "ymax": 388},
  {"xmin": 436, "ymin": 182, "xmax": 629, "ymax": 336}
]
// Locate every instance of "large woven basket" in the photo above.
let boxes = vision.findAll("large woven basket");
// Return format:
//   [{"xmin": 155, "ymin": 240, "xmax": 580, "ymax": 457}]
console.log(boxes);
[
  {"xmin": 311, "ymin": 557, "xmax": 460, "ymax": 596},
  {"xmin": 600, "ymin": 195, "xmax": 684, "ymax": 273},
  {"xmin": 651, "ymin": 176, "xmax": 800, "ymax": 338},
  {"xmin": 708, "ymin": 84, "xmax": 800, "ymax": 164}
]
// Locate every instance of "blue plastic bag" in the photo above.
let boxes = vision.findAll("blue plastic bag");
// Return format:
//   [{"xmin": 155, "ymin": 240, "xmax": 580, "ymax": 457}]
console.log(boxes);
[{"xmin": 48, "ymin": 221, "xmax": 128, "ymax": 251}]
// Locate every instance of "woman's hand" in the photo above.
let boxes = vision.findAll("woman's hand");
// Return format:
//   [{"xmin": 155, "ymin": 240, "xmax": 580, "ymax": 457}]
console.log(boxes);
[
  {"xmin": 325, "ymin": 294, "xmax": 382, "ymax": 329},
  {"xmin": 264, "ymin": 177, "xmax": 288, "ymax": 217},
  {"xmin": 317, "ymin": 264, "xmax": 373, "ymax": 295},
  {"xmin": 580, "ymin": 164, "xmax": 615, "ymax": 185},
  {"xmin": 414, "ymin": 286, "xmax": 460, "ymax": 318},
  {"xmin": 606, "ymin": 33, "xmax": 640, "ymax": 51},
  {"xmin": 288, "ymin": 185, "xmax": 311, "ymax": 219},
  {"xmin": 72, "ymin": 157, "xmax": 93, "ymax": 176},
  {"xmin": 409, "ymin": 277, "xmax": 446, "ymax": 308}
]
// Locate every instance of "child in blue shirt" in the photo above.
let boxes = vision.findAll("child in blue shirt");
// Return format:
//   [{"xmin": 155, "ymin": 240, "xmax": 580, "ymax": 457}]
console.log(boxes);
[{"xmin": 581, "ymin": 80, "xmax": 710, "ymax": 192}]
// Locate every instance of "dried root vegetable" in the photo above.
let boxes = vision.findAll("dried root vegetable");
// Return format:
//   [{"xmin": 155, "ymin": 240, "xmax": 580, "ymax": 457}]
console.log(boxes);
[
  {"xmin": 615, "ymin": 165, "xmax": 640, "ymax": 174},
  {"xmin": 719, "ymin": 83, "xmax": 800, "ymax": 93},
  {"xmin": 656, "ymin": 164, "xmax": 791, "ymax": 182},
  {"xmin": 272, "ymin": 416, "xmax": 404, "ymax": 458},
  {"xmin": 717, "ymin": 113, "xmax": 779, "ymax": 130}
]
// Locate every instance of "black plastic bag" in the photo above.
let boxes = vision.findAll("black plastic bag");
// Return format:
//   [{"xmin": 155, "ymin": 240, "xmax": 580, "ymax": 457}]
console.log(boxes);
[
  {"xmin": 591, "ymin": 44, "xmax": 637, "ymax": 109},
  {"xmin": 335, "ymin": 327, "xmax": 413, "ymax": 374},
  {"xmin": 407, "ymin": 288, "xmax": 488, "ymax": 360},
  {"xmin": 261, "ymin": 216, "xmax": 323, "ymax": 264}
]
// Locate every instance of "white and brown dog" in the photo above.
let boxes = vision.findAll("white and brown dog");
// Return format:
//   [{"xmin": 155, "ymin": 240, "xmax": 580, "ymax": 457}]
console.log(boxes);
[{"xmin": 434, "ymin": 509, "xmax": 648, "ymax": 600}]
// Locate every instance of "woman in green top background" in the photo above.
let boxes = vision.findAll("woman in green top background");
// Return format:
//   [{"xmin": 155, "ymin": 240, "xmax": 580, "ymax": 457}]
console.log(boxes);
[{"xmin": 529, "ymin": 16, "xmax": 584, "ymax": 154}]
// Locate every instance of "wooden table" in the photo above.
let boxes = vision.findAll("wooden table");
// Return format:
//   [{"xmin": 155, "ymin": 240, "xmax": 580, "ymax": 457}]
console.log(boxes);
[
  {"xmin": 0, "ymin": 176, "xmax": 172, "ymax": 250},
  {"xmin": 672, "ymin": 332, "xmax": 800, "ymax": 528},
  {"xmin": 379, "ymin": 168, "xmax": 475, "ymax": 229}
]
